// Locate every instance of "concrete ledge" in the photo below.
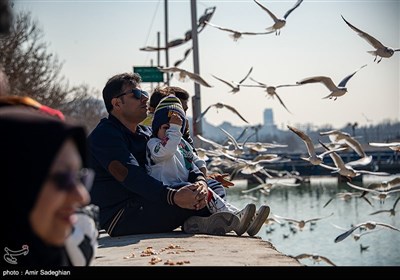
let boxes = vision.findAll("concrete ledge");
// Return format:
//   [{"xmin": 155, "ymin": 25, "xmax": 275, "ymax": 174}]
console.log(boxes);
[{"xmin": 93, "ymin": 231, "xmax": 301, "ymax": 266}]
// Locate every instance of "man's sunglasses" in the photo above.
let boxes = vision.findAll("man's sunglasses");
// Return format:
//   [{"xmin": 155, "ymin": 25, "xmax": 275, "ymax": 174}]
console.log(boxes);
[
  {"xmin": 48, "ymin": 168, "xmax": 95, "ymax": 192},
  {"xmin": 114, "ymin": 89, "xmax": 149, "ymax": 100}
]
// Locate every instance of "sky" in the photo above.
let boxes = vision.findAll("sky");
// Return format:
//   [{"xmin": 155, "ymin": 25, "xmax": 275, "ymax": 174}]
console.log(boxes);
[{"xmin": 13, "ymin": 0, "xmax": 400, "ymax": 130}]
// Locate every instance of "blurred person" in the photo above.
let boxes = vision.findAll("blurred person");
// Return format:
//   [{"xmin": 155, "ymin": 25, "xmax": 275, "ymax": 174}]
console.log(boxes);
[
  {"xmin": 1, "ymin": 107, "xmax": 94, "ymax": 266},
  {"xmin": 0, "ymin": 0, "xmax": 98, "ymax": 266}
]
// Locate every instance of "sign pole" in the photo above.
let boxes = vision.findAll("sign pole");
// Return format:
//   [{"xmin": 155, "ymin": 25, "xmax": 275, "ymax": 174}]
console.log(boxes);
[{"xmin": 190, "ymin": 0, "xmax": 203, "ymax": 140}]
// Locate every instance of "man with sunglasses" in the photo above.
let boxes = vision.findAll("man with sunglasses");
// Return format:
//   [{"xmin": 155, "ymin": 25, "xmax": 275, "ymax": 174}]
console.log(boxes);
[{"xmin": 88, "ymin": 73, "xmax": 238, "ymax": 236}]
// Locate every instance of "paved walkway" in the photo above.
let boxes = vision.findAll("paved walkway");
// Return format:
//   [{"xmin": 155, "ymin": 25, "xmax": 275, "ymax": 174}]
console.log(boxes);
[{"xmin": 93, "ymin": 231, "xmax": 301, "ymax": 266}]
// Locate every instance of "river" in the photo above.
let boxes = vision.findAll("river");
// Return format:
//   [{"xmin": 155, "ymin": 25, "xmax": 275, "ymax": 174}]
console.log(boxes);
[{"xmin": 226, "ymin": 175, "xmax": 400, "ymax": 266}]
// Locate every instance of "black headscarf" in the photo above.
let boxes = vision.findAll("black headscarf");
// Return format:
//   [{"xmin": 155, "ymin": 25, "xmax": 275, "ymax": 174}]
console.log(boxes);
[{"xmin": 0, "ymin": 106, "xmax": 88, "ymax": 267}]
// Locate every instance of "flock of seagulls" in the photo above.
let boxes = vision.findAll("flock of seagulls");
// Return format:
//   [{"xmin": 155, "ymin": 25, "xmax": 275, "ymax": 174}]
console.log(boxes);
[{"xmin": 140, "ymin": 1, "xmax": 399, "ymax": 266}]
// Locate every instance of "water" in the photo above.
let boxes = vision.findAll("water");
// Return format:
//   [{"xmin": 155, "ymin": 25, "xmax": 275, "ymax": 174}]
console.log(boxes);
[{"xmin": 226, "ymin": 175, "xmax": 400, "ymax": 266}]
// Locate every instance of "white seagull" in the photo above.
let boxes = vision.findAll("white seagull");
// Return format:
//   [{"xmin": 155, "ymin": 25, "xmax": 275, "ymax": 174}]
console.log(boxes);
[
  {"xmin": 334, "ymin": 221, "xmax": 400, "ymax": 243},
  {"xmin": 211, "ymin": 67, "xmax": 253, "ymax": 93},
  {"xmin": 369, "ymin": 196, "xmax": 400, "ymax": 216},
  {"xmin": 323, "ymin": 191, "xmax": 372, "ymax": 208},
  {"xmin": 296, "ymin": 64, "xmax": 367, "ymax": 100},
  {"xmin": 346, "ymin": 181, "xmax": 400, "ymax": 204},
  {"xmin": 253, "ymin": 0, "xmax": 304, "ymax": 35},
  {"xmin": 204, "ymin": 21, "xmax": 273, "ymax": 41},
  {"xmin": 294, "ymin": 253, "xmax": 336, "ymax": 266},
  {"xmin": 273, "ymin": 212, "xmax": 334, "ymax": 230},
  {"xmin": 319, "ymin": 129, "xmax": 372, "ymax": 167},
  {"xmin": 287, "ymin": 125, "xmax": 346, "ymax": 166},
  {"xmin": 157, "ymin": 66, "xmax": 213, "ymax": 88},
  {"xmin": 195, "ymin": 102, "xmax": 249, "ymax": 124},
  {"xmin": 241, "ymin": 77, "xmax": 298, "ymax": 113},
  {"xmin": 341, "ymin": 15, "xmax": 400, "ymax": 63},
  {"xmin": 369, "ymin": 142, "xmax": 400, "ymax": 153},
  {"xmin": 318, "ymin": 140, "xmax": 389, "ymax": 180}
]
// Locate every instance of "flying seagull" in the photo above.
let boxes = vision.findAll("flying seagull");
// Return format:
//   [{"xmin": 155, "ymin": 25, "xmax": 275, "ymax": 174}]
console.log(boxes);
[
  {"xmin": 346, "ymin": 181, "xmax": 400, "ymax": 204},
  {"xmin": 334, "ymin": 221, "xmax": 400, "ymax": 243},
  {"xmin": 318, "ymin": 140, "xmax": 389, "ymax": 179},
  {"xmin": 369, "ymin": 142, "xmax": 400, "ymax": 153},
  {"xmin": 241, "ymin": 77, "xmax": 298, "ymax": 113},
  {"xmin": 296, "ymin": 64, "xmax": 367, "ymax": 100},
  {"xmin": 158, "ymin": 67, "xmax": 213, "ymax": 88},
  {"xmin": 294, "ymin": 253, "xmax": 336, "ymax": 266},
  {"xmin": 212, "ymin": 67, "xmax": 253, "ymax": 93},
  {"xmin": 341, "ymin": 15, "xmax": 400, "ymax": 63},
  {"xmin": 204, "ymin": 21, "xmax": 273, "ymax": 41},
  {"xmin": 253, "ymin": 0, "xmax": 304, "ymax": 35},
  {"xmin": 196, "ymin": 102, "xmax": 249, "ymax": 124},
  {"xmin": 287, "ymin": 125, "xmax": 346, "ymax": 166},
  {"xmin": 319, "ymin": 129, "xmax": 372, "ymax": 167}
]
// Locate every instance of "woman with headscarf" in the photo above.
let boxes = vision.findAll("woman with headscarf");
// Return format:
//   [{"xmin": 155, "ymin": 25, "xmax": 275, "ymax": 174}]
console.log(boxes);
[{"xmin": 0, "ymin": 106, "xmax": 93, "ymax": 266}]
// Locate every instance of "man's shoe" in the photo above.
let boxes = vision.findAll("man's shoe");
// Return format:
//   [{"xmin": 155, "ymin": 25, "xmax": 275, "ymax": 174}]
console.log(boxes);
[
  {"xmin": 234, "ymin": 203, "xmax": 256, "ymax": 236},
  {"xmin": 246, "ymin": 205, "xmax": 270, "ymax": 237},
  {"xmin": 183, "ymin": 212, "xmax": 240, "ymax": 236}
]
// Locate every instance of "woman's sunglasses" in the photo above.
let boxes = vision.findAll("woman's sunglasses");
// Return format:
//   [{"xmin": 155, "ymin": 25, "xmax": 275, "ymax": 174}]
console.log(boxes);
[
  {"xmin": 114, "ymin": 89, "xmax": 149, "ymax": 100},
  {"xmin": 48, "ymin": 168, "xmax": 95, "ymax": 192}
]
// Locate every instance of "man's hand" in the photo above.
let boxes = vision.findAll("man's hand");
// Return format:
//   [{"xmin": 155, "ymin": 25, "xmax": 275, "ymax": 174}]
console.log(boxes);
[
  {"xmin": 173, "ymin": 184, "xmax": 208, "ymax": 210},
  {"xmin": 208, "ymin": 173, "xmax": 235, "ymax": 188}
]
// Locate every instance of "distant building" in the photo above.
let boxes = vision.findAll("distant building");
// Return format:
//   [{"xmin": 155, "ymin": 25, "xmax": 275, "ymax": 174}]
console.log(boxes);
[{"xmin": 260, "ymin": 108, "xmax": 277, "ymax": 136}]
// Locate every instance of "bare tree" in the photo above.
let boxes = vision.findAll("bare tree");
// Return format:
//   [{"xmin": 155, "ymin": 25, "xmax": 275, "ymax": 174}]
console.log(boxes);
[
  {"xmin": 0, "ymin": 10, "xmax": 105, "ymax": 129},
  {"xmin": 60, "ymin": 84, "xmax": 106, "ymax": 133},
  {"xmin": 0, "ymin": 11, "xmax": 72, "ymax": 108}
]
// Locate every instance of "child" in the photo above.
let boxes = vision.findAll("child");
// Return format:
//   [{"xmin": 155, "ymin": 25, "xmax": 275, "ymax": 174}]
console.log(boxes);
[{"xmin": 146, "ymin": 95, "xmax": 269, "ymax": 236}]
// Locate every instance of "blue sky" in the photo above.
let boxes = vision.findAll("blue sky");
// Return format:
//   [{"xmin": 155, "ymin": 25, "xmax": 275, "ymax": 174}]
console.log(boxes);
[{"xmin": 14, "ymin": 0, "xmax": 399, "ymax": 130}]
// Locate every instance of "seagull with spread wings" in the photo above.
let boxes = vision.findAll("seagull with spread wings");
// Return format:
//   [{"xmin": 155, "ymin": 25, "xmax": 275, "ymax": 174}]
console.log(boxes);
[
  {"xmin": 287, "ymin": 125, "xmax": 346, "ymax": 166},
  {"xmin": 370, "ymin": 196, "xmax": 400, "ymax": 216},
  {"xmin": 204, "ymin": 21, "xmax": 273, "ymax": 41},
  {"xmin": 196, "ymin": 102, "xmax": 249, "ymax": 124},
  {"xmin": 296, "ymin": 64, "xmax": 367, "ymax": 100},
  {"xmin": 334, "ymin": 221, "xmax": 400, "ymax": 243},
  {"xmin": 319, "ymin": 129, "xmax": 372, "ymax": 167},
  {"xmin": 294, "ymin": 253, "xmax": 336, "ymax": 266},
  {"xmin": 211, "ymin": 67, "xmax": 253, "ymax": 93},
  {"xmin": 369, "ymin": 142, "xmax": 400, "ymax": 153},
  {"xmin": 323, "ymin": 191, "xmax": 372, "ymax": 208},
  {"xmin": 157, "ymin": 66, "xmax": 213, "ymax": 88},
  {"xmin": 341, "ymin": 15, "xmax": 400, "ymax": 63},
  {"xmin": 241, "ymin": 77, "xmax": 298, "ymax": 113},
  {"xmin": 273, "ymin": 212, "xmax": 334, "ymax": 230},
  {"xmin": 331, "ymin": 223, "xmax": 381, "ymax": 241},
  {"xmin": 253, "ymin": 0, "xmax": 304, "ymax": 35},
  {"xmin": 347, "ymin": 181, "xmax": 400, "ymax": 204},
  {"xmin": 318, "ymin": 140, "xmax": 389, "ymax": 180}
]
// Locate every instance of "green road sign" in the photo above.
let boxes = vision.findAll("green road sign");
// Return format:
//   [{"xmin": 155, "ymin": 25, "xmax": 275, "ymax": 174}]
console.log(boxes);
[{"xmin": 133, "ymin": 66, "xmax": 164, "ymax": 83}]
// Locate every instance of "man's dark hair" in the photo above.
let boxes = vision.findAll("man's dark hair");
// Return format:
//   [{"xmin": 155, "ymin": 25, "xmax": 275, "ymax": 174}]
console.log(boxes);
[{"xmin": 102, "ymin": 73, "xmax": 142, "ymax": 113}]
